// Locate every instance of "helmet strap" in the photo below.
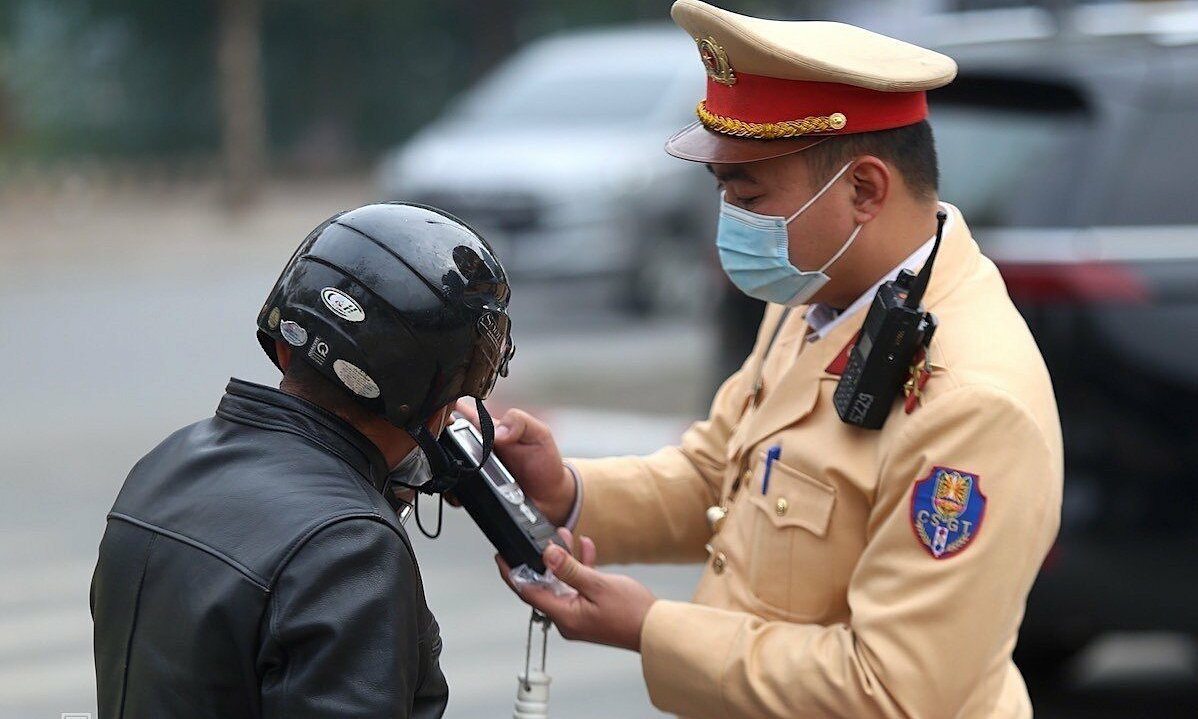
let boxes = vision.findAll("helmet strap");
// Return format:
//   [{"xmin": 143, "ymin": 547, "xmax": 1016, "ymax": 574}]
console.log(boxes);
[{"xmin": 407, "ymin": 397, "xmax": 495, "ymax": 495}]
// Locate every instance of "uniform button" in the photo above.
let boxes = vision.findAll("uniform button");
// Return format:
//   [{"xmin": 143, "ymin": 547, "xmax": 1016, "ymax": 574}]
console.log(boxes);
[
  {"xmin": 775, "ymin": 498, "xmax": 789, "ymax": 516},
  {"xmin": 712, "ymin": 552, "xmax": 727, "ymax": 574},
  {"xmin": 706, "ymin": 505, "xmax": 728, "ymax": 534}
]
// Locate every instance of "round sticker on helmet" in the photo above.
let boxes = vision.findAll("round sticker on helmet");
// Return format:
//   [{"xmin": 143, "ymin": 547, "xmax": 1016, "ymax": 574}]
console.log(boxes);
[
  {"xmin": 333, "ymin": 359, "xmax": 380, "ymax": 398},
  {"xmin": 321, "ymin": 287, "xmax": 365, "ymax": 322},
  {"xmin": 279, "ymin": 320, "xmax": 308, "ymax": 347}
]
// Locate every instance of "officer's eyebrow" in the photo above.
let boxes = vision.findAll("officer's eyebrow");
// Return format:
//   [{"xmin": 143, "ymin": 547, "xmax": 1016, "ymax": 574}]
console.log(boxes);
[{"xmin": 705, "ymin": 163, "xmax": 755, "ymax": 184}]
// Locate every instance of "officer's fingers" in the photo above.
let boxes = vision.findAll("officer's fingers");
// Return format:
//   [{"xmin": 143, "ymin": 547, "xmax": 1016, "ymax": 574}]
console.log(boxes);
[
  {"xmin": 555, "ymin": 526, "xmax": 575, "ymax": 551},
  {"xmin": 494, "ymin": 409, "xmax": 529, "ymax": 445},
  {"xmin": 498, "ymin": 409, "xmax": 554, "ymax": 448},
  {"xmin": 555, "ymin": 526, "xmax": 592, "ymax": 564},
  {"xmin": 579, "ymin": 535, "xmax": 597, "ymax": 568},
  {"xmin": 454, "ymin": 399, "xmax": 480, "ymax": 428},
  {"xmin": 494, "ymin": 556, "xmax": 577, "ymax": 620},
  {"xmin": 443, "ymin": 492, "xmax": 461, "ymax": 508},
  {"xmin": 544, "ymin": 544, "xmax": 602, "ymax": 597}
]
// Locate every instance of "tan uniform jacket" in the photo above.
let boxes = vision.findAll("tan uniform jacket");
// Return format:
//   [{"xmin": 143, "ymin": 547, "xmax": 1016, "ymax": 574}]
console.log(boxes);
[{"xmin": 572, "ymin": 204, "xmax": 1063, "ymax": 719}]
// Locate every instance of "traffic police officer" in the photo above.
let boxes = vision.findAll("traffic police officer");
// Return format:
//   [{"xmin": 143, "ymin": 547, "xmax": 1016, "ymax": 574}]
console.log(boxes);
[{"xmin": 487, "ymin": 2, "xmax": 1063, "ymax": 718}]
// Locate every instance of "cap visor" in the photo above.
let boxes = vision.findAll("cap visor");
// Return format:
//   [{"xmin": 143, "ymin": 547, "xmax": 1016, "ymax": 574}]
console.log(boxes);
[{"xmin": 664, "ymin": 121, "xmax": 827, "ymax": 164}]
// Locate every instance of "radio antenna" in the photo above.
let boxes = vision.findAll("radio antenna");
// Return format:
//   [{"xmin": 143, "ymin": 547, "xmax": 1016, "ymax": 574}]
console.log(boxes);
[{"xmin": 905, "ymin": 209, "xmax": 948, "ymax": 310}]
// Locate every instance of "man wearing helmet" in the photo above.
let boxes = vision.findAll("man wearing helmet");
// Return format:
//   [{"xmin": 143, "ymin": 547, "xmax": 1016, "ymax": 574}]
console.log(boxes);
[{"xmin": 91, "ymin": 203, "xmax": 514, "ymax": 718}]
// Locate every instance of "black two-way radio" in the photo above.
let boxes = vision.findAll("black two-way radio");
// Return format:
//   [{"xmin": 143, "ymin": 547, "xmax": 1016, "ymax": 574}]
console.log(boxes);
[
  {"xmin": 832, "ymin": 210, "xmax": 947, "ymax": 430},
  {"xmin": 438, "ymin": 416, "xmax": 567, "ymax": 575}
]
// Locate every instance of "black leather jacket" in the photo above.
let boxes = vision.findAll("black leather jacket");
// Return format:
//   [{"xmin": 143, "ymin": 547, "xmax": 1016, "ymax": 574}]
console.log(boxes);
[{"xmin": 91, "ymin": 379, "xmax": 448, "ymax": 718}]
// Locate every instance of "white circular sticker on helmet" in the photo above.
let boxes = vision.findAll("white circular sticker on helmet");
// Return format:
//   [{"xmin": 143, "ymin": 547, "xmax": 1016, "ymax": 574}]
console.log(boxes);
[
  {"xmin": 333, "ymin": 359, "xmax": 380, "ymax": 398},
  {"xmin": 279, "ymin": 320, "xmax": 308, "ymax": 347},
  {"xmin": 321, "ymin": 287, "xmax": 365, "ymax": 322}
]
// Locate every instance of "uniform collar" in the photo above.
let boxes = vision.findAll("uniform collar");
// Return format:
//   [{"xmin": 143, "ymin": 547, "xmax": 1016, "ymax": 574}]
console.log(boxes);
[
  {"xmin": 735, "ymin": 203, "xmax": 978, "ymax": 452},
  {"xmin": 216, "ymin": 378, "xmax": 391, "ymax": 493}
]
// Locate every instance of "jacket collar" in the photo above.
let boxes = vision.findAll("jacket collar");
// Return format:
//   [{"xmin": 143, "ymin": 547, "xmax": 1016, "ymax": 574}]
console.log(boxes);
[
  {"xmin": 738, "ymin": 203, "xmax": 978, "ymax": 451},
  {"xmin": 216, "ymin": 378, "xmax": 391, "ymax": 493}
]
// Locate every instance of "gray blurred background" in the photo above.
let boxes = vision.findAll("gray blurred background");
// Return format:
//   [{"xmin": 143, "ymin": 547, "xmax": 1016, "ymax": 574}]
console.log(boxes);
[{"xmin": 2, "ymin": 0, "xmax": 1196, "ymax": 717}]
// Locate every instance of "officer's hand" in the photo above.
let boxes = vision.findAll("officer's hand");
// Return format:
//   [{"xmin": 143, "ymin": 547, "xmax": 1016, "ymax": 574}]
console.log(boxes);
[
  {"xmin": 496, "ymin": 528, "xmax": 657, "ymax": 653},
  {"xmin": 455, "ymin": 400, "xmax": 576, "ymax": 525}
]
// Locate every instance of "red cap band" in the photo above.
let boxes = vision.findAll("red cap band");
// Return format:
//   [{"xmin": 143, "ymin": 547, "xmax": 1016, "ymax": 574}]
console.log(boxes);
[{"xmin": 704, "ymin": 73, "xmax": 928, "ymax": 135}]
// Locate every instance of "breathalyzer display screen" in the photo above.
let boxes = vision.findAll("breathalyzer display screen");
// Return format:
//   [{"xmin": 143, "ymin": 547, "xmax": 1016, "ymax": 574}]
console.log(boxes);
[{"xmin": 450, "ymin": 425, "xmax": 509, "ymax": 489}]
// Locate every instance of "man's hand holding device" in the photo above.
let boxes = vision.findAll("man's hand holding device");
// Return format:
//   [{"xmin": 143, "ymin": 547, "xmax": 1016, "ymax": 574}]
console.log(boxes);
[
  {"xmin": 454, "ymin": 400, "xmax": 576, "ymax": 525},
  {"xmin": 497, "ymin": 527, "xmax": 658, "ymax": 653},
  {"xmin": 453, "ymin": 400, "xmax": 659, "ymax": 653}
]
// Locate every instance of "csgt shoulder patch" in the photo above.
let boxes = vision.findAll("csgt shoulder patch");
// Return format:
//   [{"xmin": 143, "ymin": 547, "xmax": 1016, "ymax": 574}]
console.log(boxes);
[{"xmin": 910, "ymin": 466, "xmax": 986, "ymax": 559}]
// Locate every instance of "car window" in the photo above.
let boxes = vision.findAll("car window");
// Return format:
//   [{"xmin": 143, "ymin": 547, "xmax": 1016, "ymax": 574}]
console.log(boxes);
[
  {"xmin": 932, "ymin": 106, "xmax": 1090, "ymax": 227},
  {"xmin": 446, "ymin": 36, "xmax": 691, "ymax": 127},
  {"xmin": 1092, "ymin": 109, "xmax": 1198, "ymax": 226},
  {"xmin": 462, "ymin": 71, "xmax": 682, "ymax": 125},
  {"xmin": 930, "ymin": 77, "xmax": 1092, "ymax": 229}
]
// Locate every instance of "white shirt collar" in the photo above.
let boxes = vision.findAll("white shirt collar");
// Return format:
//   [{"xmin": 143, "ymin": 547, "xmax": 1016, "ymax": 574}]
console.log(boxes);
[{"xmin": 804, "ymin": 202, "xmax": 952, "ymax": 343}]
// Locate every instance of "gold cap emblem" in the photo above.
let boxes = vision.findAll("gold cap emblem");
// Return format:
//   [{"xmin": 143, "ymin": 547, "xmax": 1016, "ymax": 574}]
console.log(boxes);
[{"xmin": 696, "ymin": 36, "xmax": 736, "ymax": 85}]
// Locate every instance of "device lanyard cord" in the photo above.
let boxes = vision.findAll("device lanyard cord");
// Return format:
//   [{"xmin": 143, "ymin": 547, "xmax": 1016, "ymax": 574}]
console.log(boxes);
[
  {"xmin": 514, "ymin": 609, "xmax": 552, "ymax": 719},
  {"xmin": 413, "ymin": 492, "xmax": 445, "ymax": 540}
]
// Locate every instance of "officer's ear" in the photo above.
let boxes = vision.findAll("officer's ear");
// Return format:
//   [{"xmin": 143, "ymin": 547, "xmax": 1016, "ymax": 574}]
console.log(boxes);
[
  {"xmin": 275, "ymin": 340, "xmax": 294, "ymax": 373},
  {"xmin": 847, "ymin": 155, "xmax": 890, "ymax": 225}
]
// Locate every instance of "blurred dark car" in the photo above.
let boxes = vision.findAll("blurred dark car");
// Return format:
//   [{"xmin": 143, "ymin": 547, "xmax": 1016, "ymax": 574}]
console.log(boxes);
[
  {"xmin": 715, "ymin": 4, "xmax": 1198, "ymax": 676},
  {"xmin": 377, "ymin": 24, "xmax": 718, "ymax": 316}
]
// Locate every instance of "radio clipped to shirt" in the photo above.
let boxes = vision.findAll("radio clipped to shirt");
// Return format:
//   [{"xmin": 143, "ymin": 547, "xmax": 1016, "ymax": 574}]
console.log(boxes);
[
  {"xmin": 438, "ymin": 416, "xmax": 567, "ymax": 576},
  {"xmin": 833, "ymin": 210, "xmax": 947, "ymax": 430}
]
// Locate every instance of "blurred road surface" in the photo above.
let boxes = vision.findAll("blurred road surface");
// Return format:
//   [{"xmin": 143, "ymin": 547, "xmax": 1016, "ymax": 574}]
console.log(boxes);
[{"xmin": 1, "ymin": 179, "xmax": 1193, "ymax": 718}]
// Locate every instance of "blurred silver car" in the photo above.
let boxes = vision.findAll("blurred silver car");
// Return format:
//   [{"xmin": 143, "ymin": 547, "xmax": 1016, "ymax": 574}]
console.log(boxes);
[{"xmin": 377, "ymin": 25, "xmax": 719, "ymax": 315}]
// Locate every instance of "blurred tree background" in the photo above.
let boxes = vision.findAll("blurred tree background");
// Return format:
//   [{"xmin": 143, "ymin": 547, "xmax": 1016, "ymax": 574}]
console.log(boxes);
[
  {"xmin": 0, "ymin": 1, "xmax": 800, "ymax": 177},
  {"xmin": 0, "ymin": 0, "xmax": 1017, "ymax": 201}
]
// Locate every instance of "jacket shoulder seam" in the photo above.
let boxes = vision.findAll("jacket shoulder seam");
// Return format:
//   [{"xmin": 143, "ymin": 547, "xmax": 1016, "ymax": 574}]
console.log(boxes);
[{"xmin": 107, "ymin": 512, "xmax": 271, "ymax": 591}]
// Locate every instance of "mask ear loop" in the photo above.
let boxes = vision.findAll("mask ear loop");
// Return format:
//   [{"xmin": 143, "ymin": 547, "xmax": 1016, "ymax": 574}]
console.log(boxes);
[
  {"xmin": 817, "ymin": 222, "xmax": 864, "ymax": 273},
  {"xmin": 784, "ymin": 159, "xmax": 856, "ymax": 224}
]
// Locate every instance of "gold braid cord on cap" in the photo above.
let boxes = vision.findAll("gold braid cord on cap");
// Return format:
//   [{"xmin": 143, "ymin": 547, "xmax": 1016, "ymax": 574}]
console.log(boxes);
[{"xmin": 696, "ymin": 101, "xmax": 847, "ymax": 139}]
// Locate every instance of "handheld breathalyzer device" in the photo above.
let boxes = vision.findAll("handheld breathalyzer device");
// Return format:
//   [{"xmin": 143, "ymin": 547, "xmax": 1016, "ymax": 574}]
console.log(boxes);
[
  {"xmin": 437, "ymin": 415, "xmax": 567, "ymax": 575},
  {"xmin": 832, "ymin": 209, "xmax": 947, "ymax": 429},
  {"xmin": 436, "ymin": 415, "xmax": 566, "ymax": 717}
]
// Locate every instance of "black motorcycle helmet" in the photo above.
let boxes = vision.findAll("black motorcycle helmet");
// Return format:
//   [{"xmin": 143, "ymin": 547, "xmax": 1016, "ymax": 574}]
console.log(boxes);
[{"xmin": 256, "ymin": 202, "xmax": 514, "ymax": 492}]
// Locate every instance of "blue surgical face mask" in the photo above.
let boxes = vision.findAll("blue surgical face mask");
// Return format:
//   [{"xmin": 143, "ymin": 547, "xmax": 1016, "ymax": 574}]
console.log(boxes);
[{"xmin": 716, "ymin": 160, "xmax": 862, "ymax": 306}]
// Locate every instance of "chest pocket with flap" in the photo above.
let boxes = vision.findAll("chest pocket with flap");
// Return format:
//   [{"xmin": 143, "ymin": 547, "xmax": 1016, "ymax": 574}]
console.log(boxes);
[{"xmin": 741, "ymin": 452, "xmax": 837, "ymax": 620}]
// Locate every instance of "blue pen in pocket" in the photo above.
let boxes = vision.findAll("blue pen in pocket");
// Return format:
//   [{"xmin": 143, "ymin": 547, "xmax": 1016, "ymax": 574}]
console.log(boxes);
[{"xmin": 762, "ymin": 444, "xmax": 782, "ymax": 495}]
